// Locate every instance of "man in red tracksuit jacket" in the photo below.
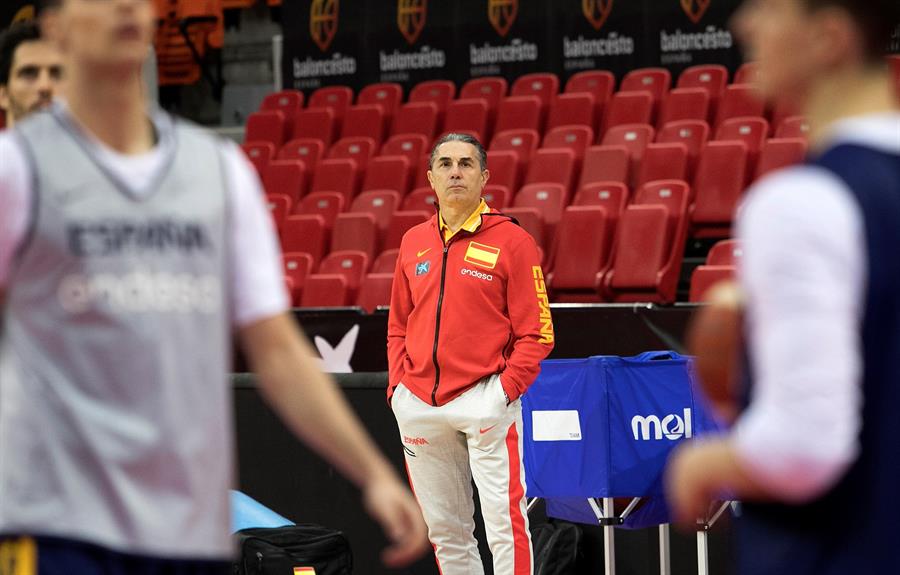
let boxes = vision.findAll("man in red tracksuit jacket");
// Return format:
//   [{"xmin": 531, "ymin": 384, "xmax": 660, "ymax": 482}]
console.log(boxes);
[{"xmin": 388, "ymin": 133, "xmax": 554, "ymax": 575}]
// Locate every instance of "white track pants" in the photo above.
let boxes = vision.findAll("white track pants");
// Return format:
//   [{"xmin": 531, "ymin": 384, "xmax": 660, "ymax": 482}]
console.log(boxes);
[{"xmin": 391, "ymin": 375, "xmax": 533, "ymax": 575}]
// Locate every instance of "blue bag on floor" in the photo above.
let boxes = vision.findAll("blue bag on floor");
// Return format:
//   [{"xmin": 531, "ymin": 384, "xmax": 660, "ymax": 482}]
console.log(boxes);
[{"xmin": 522, "ymin": 351, "xmax": 722, "ymax": 528}]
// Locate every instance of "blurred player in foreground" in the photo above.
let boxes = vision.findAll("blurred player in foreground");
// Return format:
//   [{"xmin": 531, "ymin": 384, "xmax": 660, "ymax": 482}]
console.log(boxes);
[
  {"xmin": 667, "ymin": 1, "xmax": 900, "ymax": 573},
  {"xmin": 0, "ymin": 1, "xmax": 427, "ymax": 572}
]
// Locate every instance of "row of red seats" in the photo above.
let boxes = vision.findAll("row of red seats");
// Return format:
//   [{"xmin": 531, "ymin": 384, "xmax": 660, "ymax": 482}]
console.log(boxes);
[
  {"xmin": 246, "ymin": 114, "xmax": 808, "ymax": 201},
  {"xmin": 258, "ymin": 119, "xmax": 807, "ymax": 252},
  {"xmin": 287, "ymin": 179, "xmax": 700, "ymax": 308},
  {"xmin": 291, "ymin": 237, "xmax": 743, "ymax": 311},
  {"xmin": 245, "ymin": 64, "xmax": 788, "ymax": 151}
]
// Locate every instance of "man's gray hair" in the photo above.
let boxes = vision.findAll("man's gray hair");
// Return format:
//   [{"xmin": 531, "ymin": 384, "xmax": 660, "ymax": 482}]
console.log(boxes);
[{"xmin": 429, "ymin": 133, "xmax": 488, "ymax": 171}]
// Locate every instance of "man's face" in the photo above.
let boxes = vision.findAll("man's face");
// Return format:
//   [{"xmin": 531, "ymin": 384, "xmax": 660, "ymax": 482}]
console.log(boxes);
[
  {"xmin": 54, "ymin": 0, "xmax": 155, "ymax": 71},
  {"xmin": 427, "ymin": 141, "xmax": 490, "ymax": 212},
  {"xmin": 732, "ymin": 0, "xmax": 820, "ymax": 102},
  {"xmin": 0, "ymin": 39, "xmax": 62, "ymax": 124}
]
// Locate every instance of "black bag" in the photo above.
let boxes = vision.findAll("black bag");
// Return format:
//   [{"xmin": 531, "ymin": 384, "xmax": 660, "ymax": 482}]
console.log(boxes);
[
  {"xmin": 531, "ymin": 520, "xmax": 583, "ymax": 575},
  {"xmin": 233, "ymin": 524, "xmax": 353, "ymax": 575}
]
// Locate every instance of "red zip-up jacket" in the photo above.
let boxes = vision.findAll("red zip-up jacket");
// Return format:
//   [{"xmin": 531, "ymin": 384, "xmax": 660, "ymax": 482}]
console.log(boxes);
[{"xmin": 387, "ymin": 208, "xmax": 554, "ymax": 407}]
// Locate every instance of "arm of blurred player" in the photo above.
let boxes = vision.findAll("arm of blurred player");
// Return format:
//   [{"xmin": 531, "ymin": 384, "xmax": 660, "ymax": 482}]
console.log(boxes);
[{"xmin": 666, "ymin": 168, "xmax": 864, "ymax": 525}]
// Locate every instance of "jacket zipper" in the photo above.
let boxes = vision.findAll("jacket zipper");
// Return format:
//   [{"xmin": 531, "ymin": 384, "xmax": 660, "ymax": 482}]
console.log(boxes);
[{"xmin": 431, "ymin": 242, "xmax": 451, "ymax": 406}]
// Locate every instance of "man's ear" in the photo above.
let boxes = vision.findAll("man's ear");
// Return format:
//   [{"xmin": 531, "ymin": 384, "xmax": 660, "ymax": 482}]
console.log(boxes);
[
  {"xmin": 426, "ymin": 169, "xmax": 435, "ymax": 190},
  {"xmin": 481, "ymin": 169, "xmax": 490, "ymax": 187}
]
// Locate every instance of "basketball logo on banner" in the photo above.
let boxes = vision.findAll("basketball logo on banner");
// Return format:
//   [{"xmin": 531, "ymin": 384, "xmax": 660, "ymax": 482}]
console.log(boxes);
[
  {"xmin": 397, "ymin": 0, "xmax": 427, "ymax": 46},
  {"xmin": 680, "ymin": 0, "xmax": 710, "ymax": 24},
  {"xmin": 310, "ymin": 0, "xmax": 339, "ymax": 52},
  {"xmin": 488, "ymin": 0, "xmax": 518, "ymax": 38},
  {"xmin": 582, "ymin": 0, "xmax": 613, "ymax": 31}
]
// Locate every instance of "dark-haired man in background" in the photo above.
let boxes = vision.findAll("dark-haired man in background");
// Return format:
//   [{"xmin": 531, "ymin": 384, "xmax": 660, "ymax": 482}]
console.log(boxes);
[{"xmin": 0, "ymin": 19, "xmax": 61, "ymax": 127}]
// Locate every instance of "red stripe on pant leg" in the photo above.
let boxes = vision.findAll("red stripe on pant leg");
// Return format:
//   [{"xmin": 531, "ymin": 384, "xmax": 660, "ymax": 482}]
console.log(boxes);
[
  {"xmin": 505, "ymin": 422, "xmax": 531, "ymax": 575},
  {"xmin": 405, "ymin": 460, "xmax": 444, "ymax": 575}
]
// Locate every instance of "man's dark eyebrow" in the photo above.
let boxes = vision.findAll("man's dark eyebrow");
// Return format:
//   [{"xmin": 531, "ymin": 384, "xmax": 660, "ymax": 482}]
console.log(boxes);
[
  {"xmin": 16, "ymin": 65, "xmax": 39, "ymax": 75},
  {"xmin": 436, "ymin": 156, "xmax": 475, "ymax": 163}
]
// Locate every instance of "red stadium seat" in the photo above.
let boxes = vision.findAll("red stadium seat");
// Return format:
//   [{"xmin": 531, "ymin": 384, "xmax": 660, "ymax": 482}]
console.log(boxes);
[
  {"xmin": 308, "ymin": 85, "xmax": 353, "ymax": 133},
  {"xmin": 372, "ymin": 249, "xmax": 401, "ymax": 273},
  {"xmin": 775, "ymin": 115, "xmax": 810, "ymax": 139},
  {"xmin": 409, "ymin": 80, "xmax": 457, "ymax": 117},
  {"xmin": 278, "ymin": 138, "xmax": 325, "ymax": 180},
  {"xmin": 548, "ymin": 206, "xmax": 610, "ymax": 302},
  {"xmin": 573, "ymin": 182, "xmax": 629, "ymax": 228},
  {"xmin": 620, "ymin": 67, "xmax": 671, "ymax": 107},
  {"xmin": 734, "ymin": 62, "xmax": 759, "ymax": 85},
  {"xmin": 349, "ymin": 190, "xmax": 401, "ymax": 233},
  {"xmin": 294, "ymin": 191, "xmax": 345, "ymax": 229},
  {"xmin": 514, "ymin": 183, "xmax": 568, "ymax": 244},
  {"xmin": 706, "ymin": 239, "xmax": 743, "ymax": 266},
  {"xmin": 241, "ymin": 141, "xmax": 275, "ymax": 176},
  {"xmin": 390, "ymin": 101, "xmax": 439, "ymax": 140},
  {"xmin": 402, "ymin": 187, "xmax": 438, "ymax": 212},
  {"xmin": 511, "ymin": 72, "xmax": 560, "ymax": 118},
  {"xmin": 443, "ymin": 98, "xmax": 490, "ymax": 143},
  {"xmin": 656, "ymin": 120, "xmax": 710, "ymax": 177},
  {"xmin": 601, "ymin": 91, "xmax": 654, "ymax": 136},
  {"xmin": 676, "ymin": 65, "xmax": 728, "ymax": 108},
  {"xmin": 383, "ymin": 211, "xmax": 430, "ymax": 252},
  {"xmin": 262, "ymin": 160, "xmax": 306, "ymax": 204},
  {"xmin": 357, "ymin": 83, "xmax": 403, "ymax": 121},
  {"xmin": 261, "ymin": 90, "xmax": 304, "ymax": 136},
  {"xmin": 494, "ymin": 96, "xmax": 543, "ymax": 134},
  {"xmin": 482, "ymin": 184, "xmax": 511, "ymax": 209},
  {"xmin": 311, "ymin": 158, "xmax": 361, "ymax": 203},
  {"xmin": 265, "ymin": 193, "xmax": 291, "ymax": 231},
  {"xmin": 245, "ymin": 110, "xmax": 286, "ymax": 148},
  {"xmin": 282, "ymin": 251, "xmax": 314, "ymax": 306},
  {"xmin": 362, "ymin": 156, "xmax": 412, "ymax": 195},
  {"xmin": 579, "ymin": 145, "xmax": 630, "ymax": 188},
  {"xmin": 691, "ymin": 141, "xmax": 749, "ymax": 238},
  {"xmin": 715, "ymin": 116, "xmax": 769, "ymax": 176},
  {"xmin": 602, "ymin": 180, "xmax": 689, "ymax": 303},
  {"xmin": 300, "ymin": 274, "xmax": 350, "ymax": 308},
  {"xmin": 357, "ymin": 273, "xmax": 394, "ymax": 313},
  {"xmin": 485, "ymin": 150, "xmax": 520, "ymax": 194},
  {"xmin": 657, "ymin": 88, "xmax": 710, "ymax": 127},
  {"xmin": 331, "ymin": 213, "xmax": 378, "ymax": 261},
  {"xmin": 565, "ymin": 70, "xmax": 615, "ymax": 117},
  {"xmin": 542, "ymin": 125, "xmax": 594, "ymax": 165},
  {"xmin": 413, "ymin": 155, "xmax": 431, "ymax": 190},
  {"xmin": 460, "ymin": 76, "xmax": 509, "ymax": 122},
  {"xmin": 340, "ymin": 104, "xmax": 387, "ymax": 143},
  {"xmin": 502, "ymin": 207, "xmax": 544, "ymax": 249},
  {"xmin": 525, "ymin": 148, "xmax": 576, "ymax": 191},
  {"xmin": 316, "ymin": 250, "xmax": 371, "ymax": 302},
  {"xmin": 380, "ymin": 134, "xmax": 430, "ymax": 164},
  {"xmin": 291, "ymin": 108, "xmax": 336, "ymax": 148},
  {"xmin": 689, "ymin": 265, "xmax": 736, "ymax": 302},
  {"xmin": 635, "ymin": 143, "xmax": 689, "ymax": 188},
  {"xmin": 328, "ymin": 136, "xmax": 377, "ymax": 171},
  {"xmin": 490, "ymin": 129, "xmax": 540, "ymax": 177},
  {"xmin": 546, "ymin": 92, "xmax": 596, "ymax": 130},
  {"xmin": 601, "ymin": 124, "xmax": 655, "ymax": 186},
  {"xmin": 754, "ymin": 138, "xmax": 807, "ymax": 181},
  {"xmin": 715, "ymin": 84, "xmax": 766, "ymax": 128},
  {"xmin": 280, "ymin": 214, "xmax": 327, "ymax": 268}
]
